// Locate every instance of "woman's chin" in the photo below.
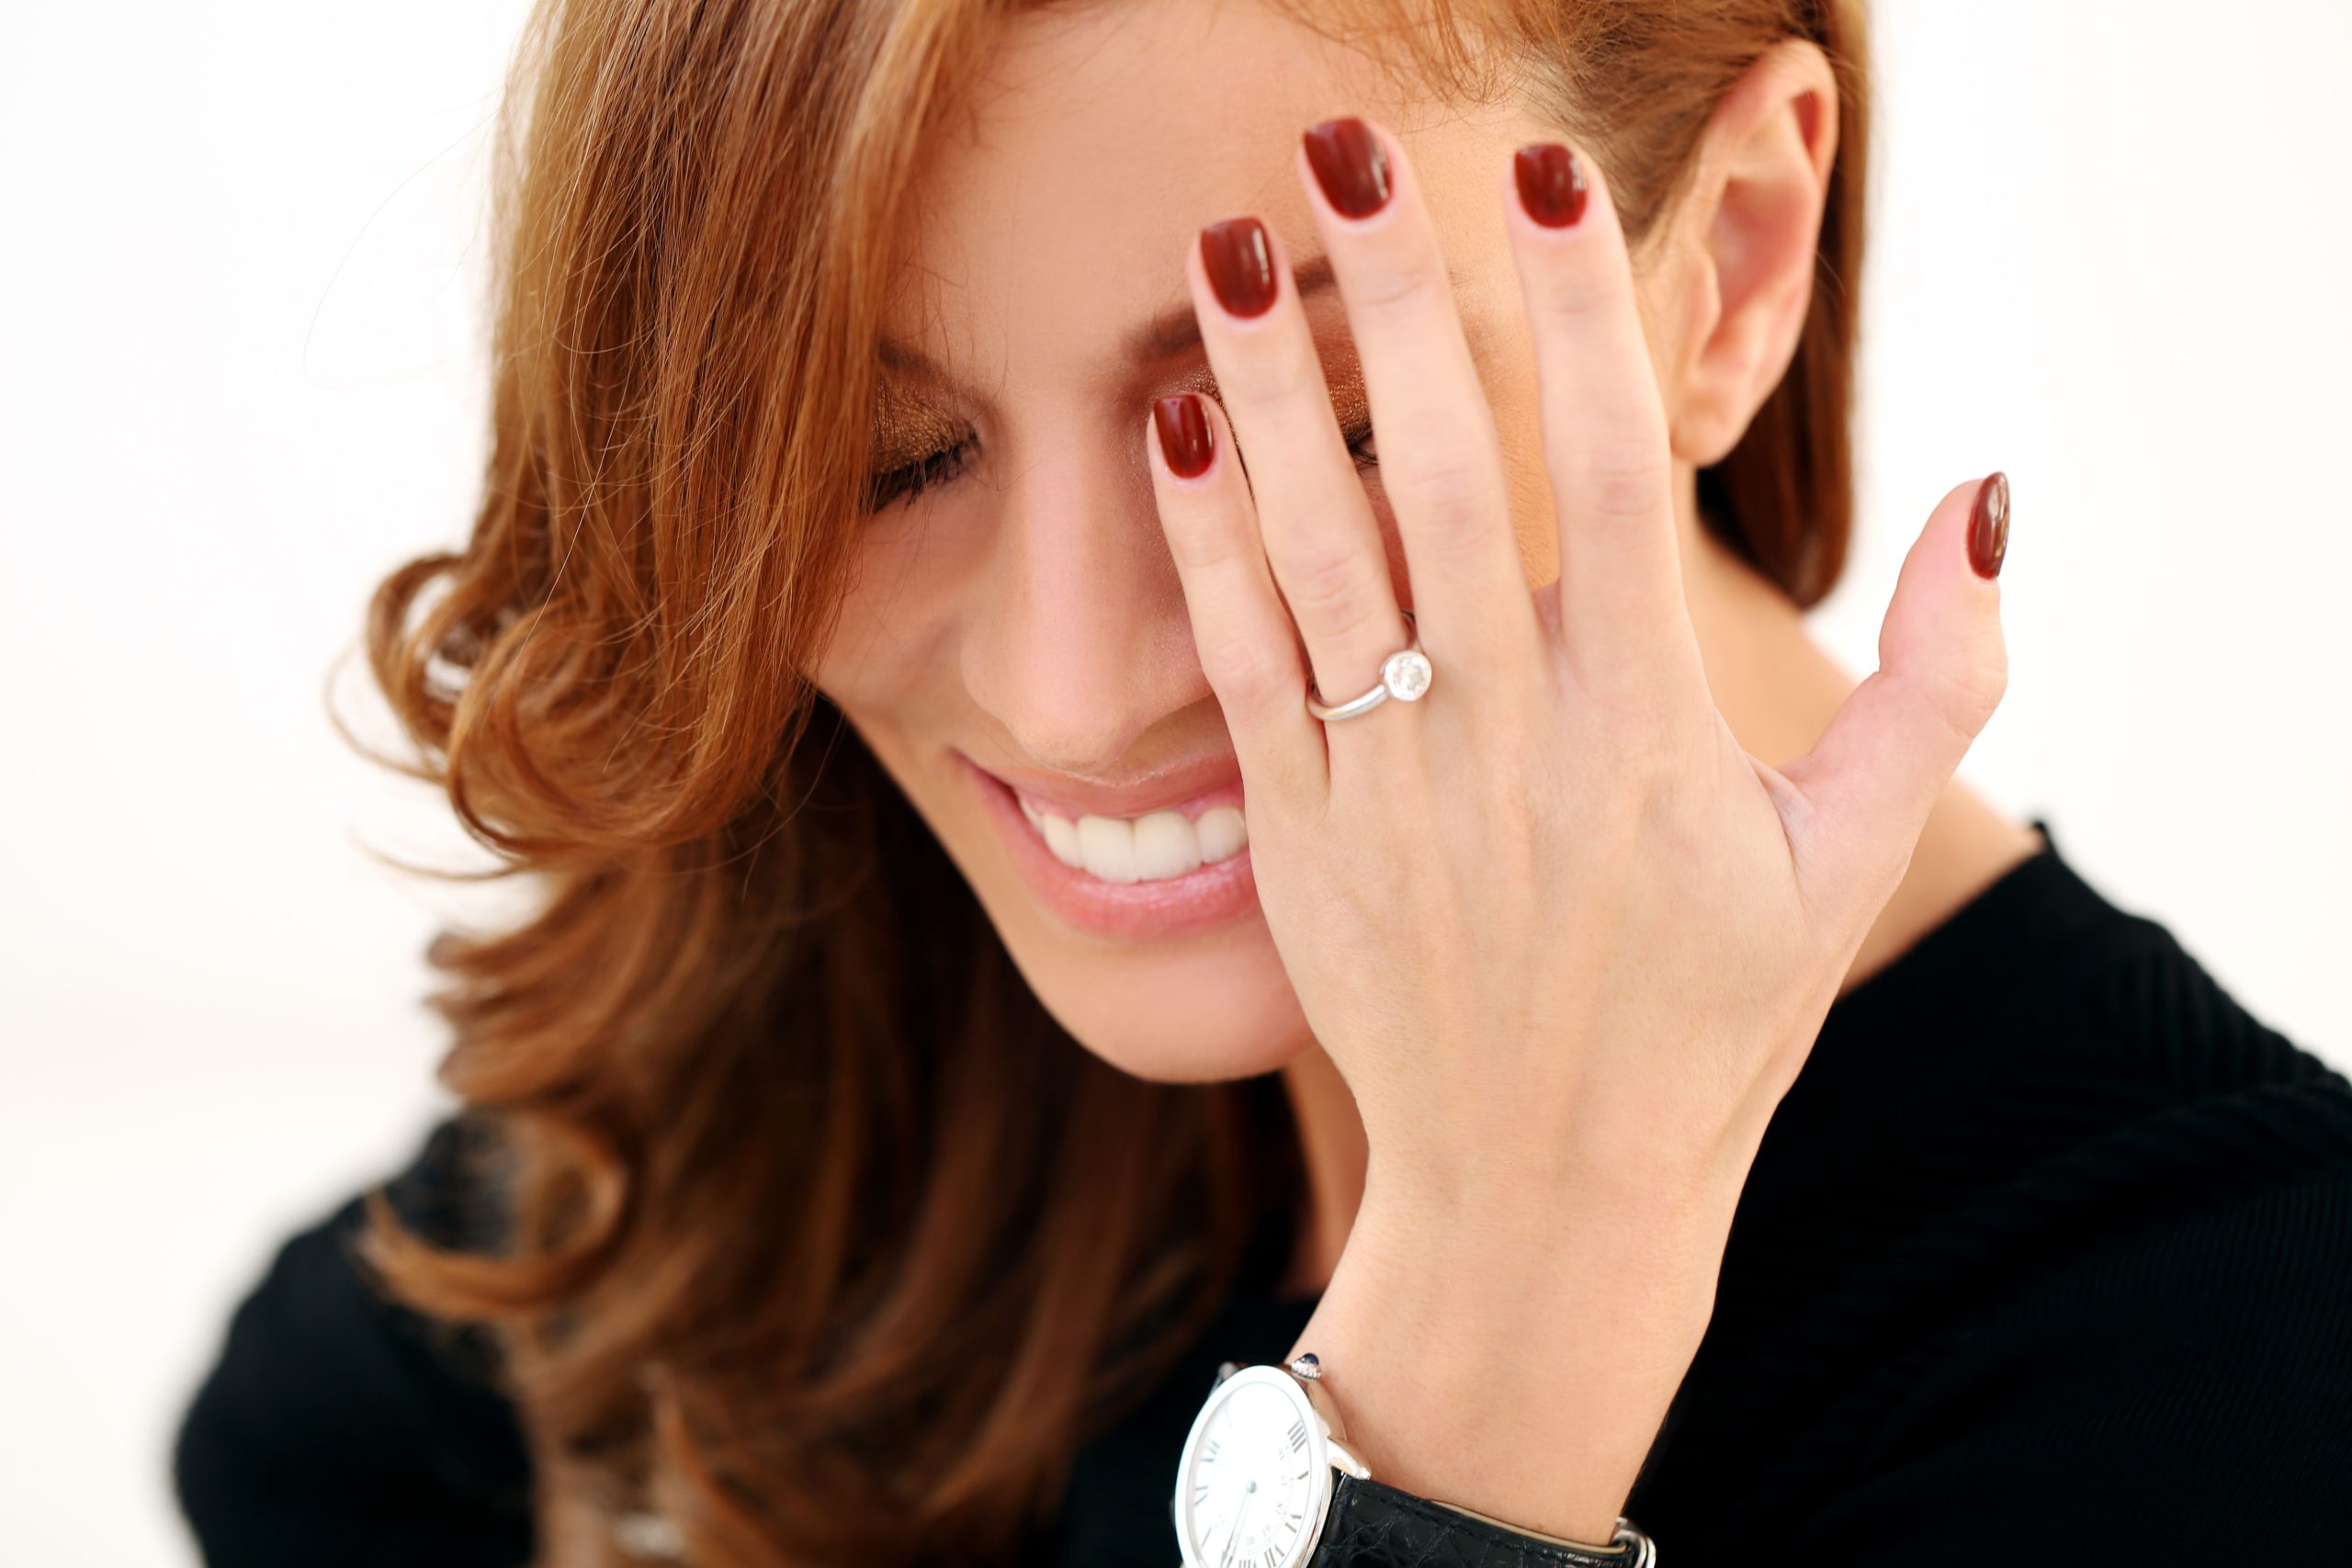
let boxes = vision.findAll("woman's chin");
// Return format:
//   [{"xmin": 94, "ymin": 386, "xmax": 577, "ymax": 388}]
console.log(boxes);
[
  {"xmin": 1081, "ymin": 1022, "xmax": 1314, "ymax": 1087},
  {"xmin": 1001, "ymin": 925, "xmax": 1316, "ymax": 1085}
]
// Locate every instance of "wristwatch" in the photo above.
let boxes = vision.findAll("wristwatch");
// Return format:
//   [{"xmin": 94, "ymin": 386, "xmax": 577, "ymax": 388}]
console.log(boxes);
[{"xmin": 1170, "ymin": 1353, "xmax": 1655, "ymax": 1568}]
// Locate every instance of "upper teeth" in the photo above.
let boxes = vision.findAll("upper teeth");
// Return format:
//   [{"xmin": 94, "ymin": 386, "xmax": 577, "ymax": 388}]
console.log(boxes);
[{"xmin": 1017, "ymin": 795, "xmax": 1247, "ymax": 884}]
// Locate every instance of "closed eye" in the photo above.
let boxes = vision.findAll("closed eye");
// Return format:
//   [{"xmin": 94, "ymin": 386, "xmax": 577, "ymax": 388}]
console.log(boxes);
[
  {"xmin": 863, "ymin": 414, "xmax": 1372, "ymax": 513},
  {"xmin": 865, "ymin": 434, "xmax": 976, "ymax": 513}
]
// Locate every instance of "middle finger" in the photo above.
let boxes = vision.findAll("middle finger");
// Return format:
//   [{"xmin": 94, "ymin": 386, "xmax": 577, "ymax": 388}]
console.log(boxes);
[{"xmin": 1295, "ymin": 116, "xmax": 1547, "ymax": 687}]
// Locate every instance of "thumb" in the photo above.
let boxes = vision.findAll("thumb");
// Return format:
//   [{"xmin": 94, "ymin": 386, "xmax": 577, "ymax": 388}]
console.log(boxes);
[{"xmin": 1781, "ymin": 471, "xmax": 2011, "ymax": 923}]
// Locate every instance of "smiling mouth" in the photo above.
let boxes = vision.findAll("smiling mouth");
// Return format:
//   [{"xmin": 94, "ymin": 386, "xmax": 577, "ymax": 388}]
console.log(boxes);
[
  {"xmin": 960, "ymin": 752, "xmax": 1261, "ymax": 939},
  {"xmin": 1010, "ymin": 790, "xmax": 1249, "ymax": 886}
]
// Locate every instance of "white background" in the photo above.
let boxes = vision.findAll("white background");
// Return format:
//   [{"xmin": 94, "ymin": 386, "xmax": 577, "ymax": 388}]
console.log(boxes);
[{"xmin": 4, "ymin": 4, "xmax": 2346, "ymax": 1562}]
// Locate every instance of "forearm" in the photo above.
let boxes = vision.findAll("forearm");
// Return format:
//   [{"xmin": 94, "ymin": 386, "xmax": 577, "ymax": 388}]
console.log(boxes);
[{"xmin": 1284, "ymin": 1168, "xmax": 1731, "ymax": 1546}]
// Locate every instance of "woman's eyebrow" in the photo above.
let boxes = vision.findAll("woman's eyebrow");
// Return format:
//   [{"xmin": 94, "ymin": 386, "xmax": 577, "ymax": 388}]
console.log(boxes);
[
  {"xmin": 1125, "ymin": 248, "xmax": 1477, "ymax": 363},
  {"xmin": 877, "ymin": 248, "xmax": 1476, "ymax": 380},
  {"xmin": 1123, "ymin": 248, "xmax": 1344, "ymax": 362}
]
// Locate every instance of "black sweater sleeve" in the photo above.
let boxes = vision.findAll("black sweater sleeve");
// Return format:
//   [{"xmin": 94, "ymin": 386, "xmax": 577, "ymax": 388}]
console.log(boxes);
[{"xmin": 174, "ymin": 1121, "xmax": 535, "ymax": 1567}]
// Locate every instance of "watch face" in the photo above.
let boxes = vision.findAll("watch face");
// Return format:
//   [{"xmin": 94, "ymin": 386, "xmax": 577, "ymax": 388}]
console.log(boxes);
[{"xmin": 1171, "ymin": 1365, "xmax": 1331, "ymax": 1568}]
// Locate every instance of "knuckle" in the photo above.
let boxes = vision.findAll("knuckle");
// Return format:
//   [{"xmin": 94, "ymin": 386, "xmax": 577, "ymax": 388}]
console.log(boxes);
[
  {"xmin": 1527, "ymin": 260, "xmax": 1631, "ymax": 333},
  {"xmin": 1913, "ymin": 655, "xmax": 2005, "ymax": 751},
  {"xmin": 1198, "ymin": 631, "xmax": 1291, "ymax": 708},
  {"xmin": 1946, "ymin": 645, "xmax": 2009, "ymax": 732},
  {"xmin": 1275, "ymin": 538, "xmax": 1383, "ymax": 626},
  {"xmin": 1618, "ymin": 726, "xmax": 1685, "ymax": 798},
  {"xmin": 1161, "ymin": 517, "xmax": 1247, "ymax": 577},
  {"xmin": 1934, "ymin": 615, "xmax": 2010, "ymax": 735},
  {"xmin": 1385, "ymin": 446, "xmax": 1501, "ymax": 541},
  {"xmin": 1580, "ymin": 681, "xmax": 1704, "ymax": 787},
  {"xmin": 1220, "ymin": 344, "xmax": 1323, "ymax": 412},
  {"xmin": 1344, "ymin": 243, "xmax": 1448, "ymax": 319},
  {"xmin": 1557, "ymin": 432, "xmax": 1669, "ymax": 524}
]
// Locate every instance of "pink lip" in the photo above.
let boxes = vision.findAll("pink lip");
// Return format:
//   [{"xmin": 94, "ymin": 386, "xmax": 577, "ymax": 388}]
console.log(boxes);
[{"xmin": 957, "ymin": 751, "xmax": 1261, "ymax": 942}]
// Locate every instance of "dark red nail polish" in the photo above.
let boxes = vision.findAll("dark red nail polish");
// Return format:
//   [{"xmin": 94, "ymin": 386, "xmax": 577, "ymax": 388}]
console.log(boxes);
[
  {"xmin": 1513, "ymin": 142, "xmax": 1588, "ymax": 228},
  {"xmin": 1200, "ymin": 217, "xmax": 1278, "ymax": 318},
  {"xmin": 1154, "ymin": 393, "xmax": 1214, "ymax": 478},
  {"xmin": 1303, "ymin": 117, "xmax": 1391, "ymax": 219},
  {"xmin": 1968, "ymin": 470, "xmax": 2010, "ymax": 579}
]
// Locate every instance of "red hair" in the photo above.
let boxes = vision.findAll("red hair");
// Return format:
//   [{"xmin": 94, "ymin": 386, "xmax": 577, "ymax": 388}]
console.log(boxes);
[{"xmin": 350, "ymin": 0, "xmax": 1869, "ymax": 1561}]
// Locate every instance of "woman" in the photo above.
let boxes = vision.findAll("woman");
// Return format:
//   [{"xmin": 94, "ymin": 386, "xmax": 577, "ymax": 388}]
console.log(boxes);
[{"xmin": 175, "ymin": 0, "xmax": 2352, "ymax": 1562}]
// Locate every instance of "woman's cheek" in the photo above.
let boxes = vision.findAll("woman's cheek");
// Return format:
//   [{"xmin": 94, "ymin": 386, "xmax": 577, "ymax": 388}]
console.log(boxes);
[{"xmin": 809, "ymin": 527, "xmax": 964, "ymax": 710}]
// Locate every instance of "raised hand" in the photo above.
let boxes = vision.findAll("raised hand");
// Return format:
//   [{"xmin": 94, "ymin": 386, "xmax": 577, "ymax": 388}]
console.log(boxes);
[{"xmin": 1144, "ymin": 115, "xmax": 2008, "ymax": 1541}]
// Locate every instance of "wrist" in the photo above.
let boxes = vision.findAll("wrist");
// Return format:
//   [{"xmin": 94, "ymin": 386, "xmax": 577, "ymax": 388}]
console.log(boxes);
[
  {"xmin": 1284, "ymin": 1177, "xmax": 1724, "ymax": 1546},
  {"xmin": 1361, "ymin": 1100, "xmax": 1756, "ymax": 1237}
]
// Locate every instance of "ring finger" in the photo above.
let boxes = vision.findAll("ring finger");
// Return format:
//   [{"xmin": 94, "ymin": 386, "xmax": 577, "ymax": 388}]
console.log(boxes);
[{"xmin": 1186, "ymin": 213, "xmax": 1410, "ymax": 744}]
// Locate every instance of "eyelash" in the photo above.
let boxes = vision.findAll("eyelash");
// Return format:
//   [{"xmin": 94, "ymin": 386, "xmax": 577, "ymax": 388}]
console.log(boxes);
[
  {"xmin": 865, "ymin": 437, "xmax": 975, "ymax": 512},
  {"xmin": 863, "ymin": 420, "xmax": 1380, "ymax": 514}
]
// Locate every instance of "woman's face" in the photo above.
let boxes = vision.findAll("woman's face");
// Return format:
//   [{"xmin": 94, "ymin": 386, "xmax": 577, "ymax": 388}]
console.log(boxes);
[{"xmin": 812, "ymin": 0, "xmax": 1688, "ymax": 1083}]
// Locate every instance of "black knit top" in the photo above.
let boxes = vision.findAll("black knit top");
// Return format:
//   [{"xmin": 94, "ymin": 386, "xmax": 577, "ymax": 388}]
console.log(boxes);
[{"xmin": 175, "ymin": 829, "xmax": 2352, "ymax": 1563}]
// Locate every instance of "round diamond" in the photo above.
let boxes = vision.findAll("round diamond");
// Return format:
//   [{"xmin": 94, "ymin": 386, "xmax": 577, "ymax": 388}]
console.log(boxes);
[{"xmin": 1382, "ymin": 649, "xmax": 1432, "ymax": 702}]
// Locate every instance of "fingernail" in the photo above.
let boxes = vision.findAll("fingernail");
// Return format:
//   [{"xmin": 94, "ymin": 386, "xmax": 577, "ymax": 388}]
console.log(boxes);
[
  {"xmin": 1968, "ymin": 470, "xmax": 2010, "ymax": 579},
  {"xmin": 1303, "ymin": 117, "xmax": 1391, "ymax": 219},
  {"xmin": 1513, "ymin": 142, "xmax": 1588, "ymax": 228},
  {"xmin": 1200, "ymin": 217, "xmax": 1278, "ymax": 318},
  {"xmin": 1153, "ymin": 393, "xmax": 1214, "ymax": 479}
]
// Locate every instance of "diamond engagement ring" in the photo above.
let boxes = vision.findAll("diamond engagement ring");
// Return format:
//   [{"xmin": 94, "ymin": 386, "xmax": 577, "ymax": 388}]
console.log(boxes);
[{"xmin": 1304, "ymin": 609, "xmax": 1433, "ymax": 723}]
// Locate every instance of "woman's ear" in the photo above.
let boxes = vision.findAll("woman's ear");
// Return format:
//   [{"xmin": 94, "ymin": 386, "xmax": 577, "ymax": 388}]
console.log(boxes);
[{"xmin": 1660, "ymin": 39, "xmax": 1840, "ymax": 467}]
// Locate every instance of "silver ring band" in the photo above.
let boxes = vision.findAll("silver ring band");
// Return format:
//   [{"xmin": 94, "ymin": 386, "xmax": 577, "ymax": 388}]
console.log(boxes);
[{"xmin": 1305, "ymin": 609, "xmax": 1433, "ymax": 722}]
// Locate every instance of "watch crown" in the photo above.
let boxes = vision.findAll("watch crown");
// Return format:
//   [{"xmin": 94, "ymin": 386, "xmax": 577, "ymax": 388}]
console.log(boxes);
[
  {"xmin": 1287, "ymin": 1352, "xmax": 1322, "ymax": 1382},
  {"xmin": 1212, "ymin": 1359, "xmax": 1241, "ymax": 1388}
]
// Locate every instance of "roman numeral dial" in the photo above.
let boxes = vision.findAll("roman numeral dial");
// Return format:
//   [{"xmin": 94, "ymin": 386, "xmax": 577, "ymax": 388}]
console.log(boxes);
[{"xmin": 1172, "ymin": 1366, "xmax": 1331, "ymax": 1568}]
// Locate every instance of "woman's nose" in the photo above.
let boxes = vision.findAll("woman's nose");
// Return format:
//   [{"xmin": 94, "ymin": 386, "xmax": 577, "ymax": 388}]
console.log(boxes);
[{"xmin": 964, "ymin": 456, "xmax": 1210, "ymax": 777}]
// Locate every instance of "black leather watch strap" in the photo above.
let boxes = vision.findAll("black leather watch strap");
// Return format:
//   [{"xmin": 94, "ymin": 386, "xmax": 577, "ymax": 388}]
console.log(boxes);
[{"xmin": 1307, "ymin": 1472, "xmax": 1640, "ymax": 1567}]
